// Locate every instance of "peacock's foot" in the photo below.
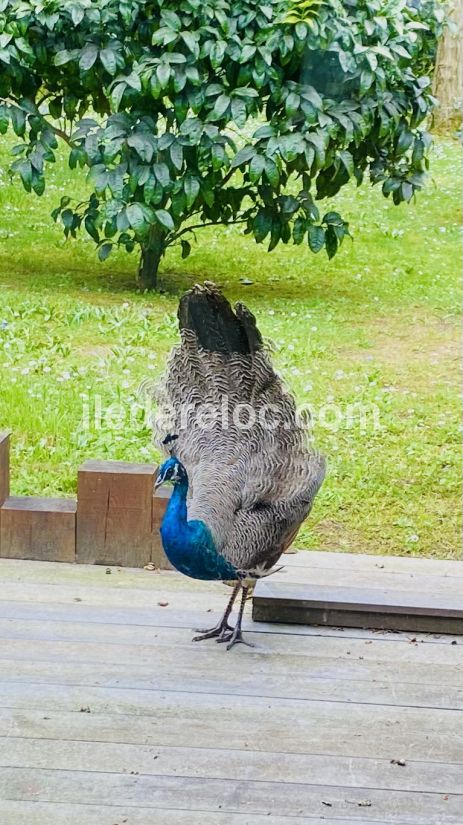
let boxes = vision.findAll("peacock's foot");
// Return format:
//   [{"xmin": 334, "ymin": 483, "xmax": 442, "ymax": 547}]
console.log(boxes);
[
  {"xmin": 216, "ymin": 627, "xmax": 255, "ymax": 651},
  {"xmin": 192, "ymin": 619, "xmax": 234, "ymax": 642}
]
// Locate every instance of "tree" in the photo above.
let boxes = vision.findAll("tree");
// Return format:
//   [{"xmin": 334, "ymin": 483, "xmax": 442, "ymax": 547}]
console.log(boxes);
[
  {"xmin": 432, "ymin": 0, "xmax": 463, "ymax": 131},
  {"xmin": 0, "ymin": 0, "xmax": 441, "ymax": 289}
]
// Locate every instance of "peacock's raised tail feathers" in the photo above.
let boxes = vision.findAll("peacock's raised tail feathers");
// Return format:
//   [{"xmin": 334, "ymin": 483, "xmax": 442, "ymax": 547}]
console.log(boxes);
[
  {"xmin": 178, "ymin": 281, "xmax": 263, "ymax": 355},
  {"xmin": 154, "ymin": 283, "xmax": 325, "ymax": 575}
]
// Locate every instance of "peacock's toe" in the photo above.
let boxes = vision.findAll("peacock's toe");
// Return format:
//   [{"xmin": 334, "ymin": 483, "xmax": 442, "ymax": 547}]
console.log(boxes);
[
  {"xmin": 192, "ymin": 620, "xmax": 234, "ymax": 642},
  {"xmin": 216, "ymin": 628, "xmax": 255, "ymax": 650}
]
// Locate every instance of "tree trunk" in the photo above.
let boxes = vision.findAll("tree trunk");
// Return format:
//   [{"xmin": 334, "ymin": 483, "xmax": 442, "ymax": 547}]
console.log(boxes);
[
  {"xmin": 138, "ymin": 227, "xmax": 166, "ymax": 290},
  {"xmin": 432, "ymin": 0, "xmax": 463, "ymax": 132}
]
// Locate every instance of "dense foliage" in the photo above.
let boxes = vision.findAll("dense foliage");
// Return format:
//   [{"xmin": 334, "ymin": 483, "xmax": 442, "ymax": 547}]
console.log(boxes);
[{"xmin": 0, "ymin": 0, "xmax": 442, "ymax": 287}]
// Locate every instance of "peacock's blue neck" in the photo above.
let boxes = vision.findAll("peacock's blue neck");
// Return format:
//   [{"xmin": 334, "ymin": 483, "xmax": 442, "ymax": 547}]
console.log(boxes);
[
  {"xmin": 169, "ymin": 477, "xmax": 189, "ymax": 524},
  {"xmin": 160, "ymin": 472, "xmax": 237, "ymax": 582}
]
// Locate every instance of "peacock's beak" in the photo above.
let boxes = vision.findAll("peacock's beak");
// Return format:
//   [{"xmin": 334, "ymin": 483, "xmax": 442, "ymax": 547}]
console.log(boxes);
[{"xmin": 154, "ymin": 475, "xmax": 164, "ymax": 489}]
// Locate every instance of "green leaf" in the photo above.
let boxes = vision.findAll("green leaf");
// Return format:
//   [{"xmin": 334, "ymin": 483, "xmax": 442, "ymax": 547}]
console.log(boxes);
[
  {"xmin": 31, "ymin": 171, "xmax": 45, "ymax": 196},
  {"xmin": 212, "ymin": 94, "xmax": 230, "ymax": 119},
  {"xmin": 300, "ymin": 86, "xmax": 323, "ymax": 109},
  {"xmin": 100, "ymin": 47, "xmax": 118, "ymax": 76},
  {"xmin": 231, "ymin": 98, "xmax": 246, "ymax": 127},
  {"xmin": 60, "ymin": 208, "xmax": 73, "ymax": 229},
  {"xmin": 98, "ymin": 242, "xmax": 112, "ymax": 262},
  {"xmin": 17, "ymin": 160, "xmax": 32, "ymax": 191},
  {"xmin": 54, "ymin": 50, "xmax": 75, "ymax": 66},
  {"xmin": 268, "ymin": 221, "xmax": 281, "ymax": 252},
  {"xmin": 88, "ymin": 164, "xmax": 108, "ymax": 194},
  {"xmin": 249, "ymin": 155, "xmax": 266, "ymax": 183},
  {"xmin": 293, "ymin": 216, "xmax": 306, "ymax": 245},
  {"xmin": 85, "ymin": 215, "xmax": 100, "ymax": 242},
  {"xmin": 155, "ymin": 209, "xmax": 175, "ymax": 232},
  {"xmin": 184, "ymin": 175, "xmax": 200, "ymax": 208},
  {"xmin": 323, "ymin": 211, "xmax": 343, "ymax": 225},
  {"xmin": 126, "ymin": 203, "xmax": 146, "ymax": 231},
  {"xmin": 253, "ymin": 210, "xmax": 272, "ymax": 243},
  {"xmin": 11, "ymin": 107, "xmax": 26, "ymax": 137},
  {"xmin": 153, "ymin": 162, "xmax": 170, "ymax": 188},
  {"xmin": 70, "ymin": 4, "xmax": 85, "ymax": 25},
  {"xmin": 325, "ymin": 226, "xmax": 338, "ymax": 259},
  {"xmin": 48, "ymin": 97, "xmax": 62, "ymax": 119},
  {"xmin": 231, "ymin": 145, "xmax": 255, "ymax": 168},
  {"xmin": 286, "ymin": 92, "xmax": 300, "ymax": 117},
  {"xmin": 264, "ymin": 158, "xmax": 279, "ymax": 187},
  {"xmin": 111, "ymin": 83, "xmax": 126, "ymax": 111},
  {"xmin": 157, "ymin": 63, "xmax": 171, "ymax": 89},
  {"xmin": 401, "ymin": 181, "xmax": 413, "ymax": 201},
  {"xmin": 79, "ymin": 44, "xmax": 98, "ymax": 71},
  {"xmin": 181, "ymin": 31, "xmax": 199, "ymax": 56},
  {"xmin": 308, "ymin": 225, "xmax": 325, "ymax": 253},
  {"xmin": 127, "ymin": 133, "xmax": 155, "ymax": 163},
  {"xmin": 339, "ymin": 150, "xmax": 354, "ymax": 178},
  {"xmin": 0, "ymin": 104, "xmax": 8, "ymax": 134},
  {"xmin": 170, "ymin": 142, "xmax": 183, "ymax": 171},
  {"xmin": 240, "ymin": 44, "xmax": 256, "ymax": 63},
  {"xmin": 181, "ymin": 239, "xmax": 191, "ymax": 259}
]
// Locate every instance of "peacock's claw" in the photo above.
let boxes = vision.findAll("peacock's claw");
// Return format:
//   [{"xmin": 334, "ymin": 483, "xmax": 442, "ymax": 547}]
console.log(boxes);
[
  {"xmin": 217, "ymin": 627, "xmax": 255, "ymax": 650},
  {"xmin": 192, "ymin": 620, "xmax": 234, "ymax": 642}
]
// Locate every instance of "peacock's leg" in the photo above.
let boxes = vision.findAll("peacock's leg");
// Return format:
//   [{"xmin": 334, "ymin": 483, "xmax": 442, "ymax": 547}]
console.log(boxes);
[
  {"xmin": 192, "ymin": 581, "xmax": 241, "ymax": 642},
  {"xmin": 218, "ymin": 585, "xmax": 255, "ymax": 650}
]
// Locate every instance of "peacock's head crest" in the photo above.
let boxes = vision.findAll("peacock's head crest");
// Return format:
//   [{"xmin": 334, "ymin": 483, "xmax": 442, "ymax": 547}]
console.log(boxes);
[{"xmin": 155, "ymin": 456, "xmax": 187, "ymax": 489}]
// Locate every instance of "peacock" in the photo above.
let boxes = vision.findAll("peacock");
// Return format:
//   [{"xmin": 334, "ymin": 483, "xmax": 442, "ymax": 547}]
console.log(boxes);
[{"xmin": 154, "ymin": 283, "xmax": 325, "ymax": 649}]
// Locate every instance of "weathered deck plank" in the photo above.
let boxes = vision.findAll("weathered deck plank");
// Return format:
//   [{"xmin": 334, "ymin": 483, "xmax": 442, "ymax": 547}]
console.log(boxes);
[
  {"xmin": 3, "ymin": 737, "xmax": 463, "ymax": 793},
  {"xmin": 2, "ymin": 767, "xmax": 462, "ymax": 823},
  {"xmin": 0, "ymin": 801, "xmax": 394, "ymax": 825}
]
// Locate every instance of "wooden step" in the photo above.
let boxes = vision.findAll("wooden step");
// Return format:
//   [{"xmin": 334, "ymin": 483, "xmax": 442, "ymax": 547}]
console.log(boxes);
[
  {"xmin": 252, "ymin": 555, "xmax": 463, "ymax": 634},
  {"xmin": 0, "ymin": 496, "xmax": 76, "ymax": 563}
]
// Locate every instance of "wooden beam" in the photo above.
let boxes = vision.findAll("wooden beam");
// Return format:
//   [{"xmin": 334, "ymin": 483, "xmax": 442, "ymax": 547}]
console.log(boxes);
[
  {"xmin": 76, "ymin": 460, "xmax": 157, "ymax": 567},
  {"xmin": 252, "ymin": 579, "xmax": 463, "ymax": 634},
  {"xmin": 0, "ymin": 431, "xmax": 10, "ymax": 506},
  {"xmin": 0, "ymin": 497, "xmax": 76, "ymax": 563}
]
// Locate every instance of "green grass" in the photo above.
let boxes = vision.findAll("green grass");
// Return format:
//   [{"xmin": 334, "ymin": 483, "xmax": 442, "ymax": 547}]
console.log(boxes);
[{"xmin": 0, "ymin": 136, "xmax": 461, "ymax": 558}]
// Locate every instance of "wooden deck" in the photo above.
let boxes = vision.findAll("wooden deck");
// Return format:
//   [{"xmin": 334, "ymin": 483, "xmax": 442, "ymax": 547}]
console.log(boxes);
[{"xmin": 0, "ymin": 552, "xmax": 462, "ymax": 824}]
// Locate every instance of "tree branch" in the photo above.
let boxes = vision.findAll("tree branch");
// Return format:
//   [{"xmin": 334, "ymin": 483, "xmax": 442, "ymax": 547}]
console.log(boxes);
[
  {"xmin": 52, "ymin": 125, "xmax": 74, "ymax": 146},
  {"xmin": 171, "ymin": 217, "xmax": 249, "ymax": 243}
]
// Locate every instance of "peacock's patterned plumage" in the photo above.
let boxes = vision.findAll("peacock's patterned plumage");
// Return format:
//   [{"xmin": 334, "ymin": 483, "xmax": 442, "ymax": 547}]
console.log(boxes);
[{"xmin": 154, "ymin": 283, "xmax": 325, "ymax": 648}]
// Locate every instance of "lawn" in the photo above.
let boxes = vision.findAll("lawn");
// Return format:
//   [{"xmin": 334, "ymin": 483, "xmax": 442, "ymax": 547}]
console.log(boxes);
[{"xmin": 0, "ymin": 135, "xmax": 461, "ymax": 558}]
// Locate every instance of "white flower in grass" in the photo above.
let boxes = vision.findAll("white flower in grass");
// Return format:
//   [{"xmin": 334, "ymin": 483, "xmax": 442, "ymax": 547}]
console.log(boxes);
[{"xmin": 407, "ymin": 534, "xmax": 419, "ymax": 543}]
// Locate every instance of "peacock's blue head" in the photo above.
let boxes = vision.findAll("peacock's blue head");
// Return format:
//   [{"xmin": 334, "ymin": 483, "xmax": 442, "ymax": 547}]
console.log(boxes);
[{"xmin": 155, "ymin": 456, "xmax": 187, "ymax": 489}]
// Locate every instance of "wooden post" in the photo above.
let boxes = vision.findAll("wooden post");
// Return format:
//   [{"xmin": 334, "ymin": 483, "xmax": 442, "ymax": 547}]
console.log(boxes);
[
  {"xmin": 0, "ymin": 431, "xmax": 10, "ymax": 507},
  {"xmin": 0, "ymin": 497, "xmax": 76, "ymax": 562},
  {"xmin": 76, "ymin": 460, "xmax": 157, "ymax": 567}
]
